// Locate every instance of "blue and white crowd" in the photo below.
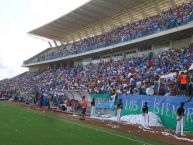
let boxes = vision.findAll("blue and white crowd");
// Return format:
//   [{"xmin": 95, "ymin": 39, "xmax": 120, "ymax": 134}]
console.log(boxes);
[
  {"xmin": 1, "ymin": 45, "xmax": 193, "ymax": 100},
  {"xmin": 23, "ymin": 1, "xmax": 193, "ymax": 64}
]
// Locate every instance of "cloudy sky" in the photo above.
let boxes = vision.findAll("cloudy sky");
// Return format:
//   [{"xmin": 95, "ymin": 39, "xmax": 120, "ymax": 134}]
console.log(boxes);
[{"xmin": 0, "ymin": 0, "xmax": 90, "ymax": 80}]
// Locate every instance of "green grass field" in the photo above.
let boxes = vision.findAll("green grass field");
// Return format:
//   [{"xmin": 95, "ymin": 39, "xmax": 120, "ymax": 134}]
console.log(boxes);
[{"xmin": 0, "ymin": 102, "xmax": 168, "ymax": 145}]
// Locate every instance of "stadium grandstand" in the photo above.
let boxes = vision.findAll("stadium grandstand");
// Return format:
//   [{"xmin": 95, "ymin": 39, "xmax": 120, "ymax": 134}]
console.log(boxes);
[
  {"xmin": 0, "ymin": 0, "xmax": 193, "ymax": 110},
  {"xmin": 22, "ymin": 0, "xmax": 193, "ymax": 70},
  {"xmin": 1, "ymin": 1, "xmax": 193, "ymax": 144}
]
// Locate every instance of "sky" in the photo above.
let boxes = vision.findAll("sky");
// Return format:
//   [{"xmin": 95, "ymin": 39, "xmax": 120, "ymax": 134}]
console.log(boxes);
[{"xmin": 0, "ymin": 0, "xmax": 90, "ymax": 80}]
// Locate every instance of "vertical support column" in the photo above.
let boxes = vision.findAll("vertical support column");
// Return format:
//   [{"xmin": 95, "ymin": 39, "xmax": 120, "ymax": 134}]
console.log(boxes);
[
  {"xmin": 170, "ymin": 40, "xmax": 173, "ymax": 48},
  {"xmin": 152, "ymin": 44, "xmax": 155, "ymax": 50},
  {"xmin": 84, "ymin": 30, "xmax": 89, "ymax": 38},
  {"xmin": 152, "ymin": 0, "xmax": 160, "ymax": 14},
  {"xmin": 63, "ymin": 36, "xmax": 68, "ymax": 43},
  {"xmin": 92, "ymin": 27, "xmax": 97, "ymax": 36},
  {"xmin": 53, "ymin": 40, "xmax": 58, "ymax": 47},
  {"xmin": 71, "ymin": 35, "xmax": 75, "ymax": 42},
  {"xmin": 140, "ymin": 7, "xmax": 146, "ymax": 19},
  {"xmin": 100, "ymin": 24, "xmax": 105, "ymax": 34},
  {"xmin": 128, "ymin": 12, "xmax": 134, "ymax": 23},
  {"xmin": 77, "ymin": 32, "xmax": 82, "ymax": 40},
  {"xmin": 48, "ymin": 41, "xmax": 52, "ymax": 48},
  {"xmin": 118, "ymin": 16, "xmax": 124, "ymax": 26},
  {"xmin": 169, "ymin": 0, "xmax": 176, "ymax": 9},
  {"xmin": 191, "ymin": 35, "xmax": 193, "ymax": 43}
]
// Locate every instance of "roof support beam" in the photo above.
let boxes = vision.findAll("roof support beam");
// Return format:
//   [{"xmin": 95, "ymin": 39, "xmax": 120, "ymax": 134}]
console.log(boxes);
[
  {"xmin": 83, "ymin": 3, "xmax": 110, "ymax": 19},
  {"xmin": 100, "ymin": 24, "xmax": 105, "ymax": 34},
  {"xmin": 47, "ymin": 22, "xmax": 75, "ymax": 34},
  {"xmin": 140, "ymin": 7, "xmax": 146, "ymax": 19},
  {"xmin": 118, "ymin": 16, "xmax": 124, "ymax": 26},
  {"xmin": 53, "ymin": 40, "xmax": 58, "ymax": 47},
  {"xmin": 59, "ymin": 41, "xmax": 66, "ymax": 46},
  {"xmin": 71, "ymin": 35, "xmax": 76, "ymax": 42},
  {"xmin": 71, "ymin": 12, "xmax": 94, "ymax": 23},
  {"xmin": 169, "ymin": 0, "xmax": 176, "ymax": 9},
  {"xmin": 92, "ymin": 27, "xmax": 97, "ymax": 36},
  {"xmin": 84, "ymin": 30, "xmax": 89, "ymax": 38},
  {"xmin": 30, "ymin": 0, "xmax": 161, "ymax": 42},
  {"xmin": 63, "ymin": 36, "xmax": 68, "ymax": 43},
  {"xmin": 83, "ymin": 27, "xmax": 94, "ymax": 36},
  {"xmin": 76, "ymin": 8, "xmax": 101, "ymax": 21},
  {"xmin": 105, "ymin": 0, "xmax": 127, "ymax": 10},
  {"xmin": 128, "ymin": 12, "xmax": 134, "ymax": 23},
  {"xmin": 152, "ymin": 0, "xmax": 160, "ymax": 14},
  {"xmin": 77, "ymin": 32, "xmax": 82, "ymax": 40},
  {"xmin": 48, "ymin": 41, "xmax": 53, "ymax": 48},
  {"xmin": 35, "ymin": 29, "xmax": 61, "ymax": 40},
  {"xmin": 59, "ymin": 18, "xmax": 85, "ymax": 29}
]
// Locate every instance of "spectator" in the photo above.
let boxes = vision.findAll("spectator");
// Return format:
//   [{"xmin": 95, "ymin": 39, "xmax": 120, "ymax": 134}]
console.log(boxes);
[
  {"xmin": 142, "ymin": 102, "xmax": 149, "ymax": 128},
  {"xmin": 23, "ymin": 1, "xmax": 193, "ymax": 64},
  {"xmin": 176, "ymin": 102, "xmax": 185, "ymax": 136},
  {"xmin": 80, "ymin": 96, "xmax": 87, "ymax": 120},
  {"xmin": 90, "ymin": 98, "xmax": 95, "ymax": 117},
  {"xmin": 180, "ymin": 72, "xmax": 188, "ymax": 96},
  {"xmin": 117, "ymin": 99, "xmax": 123, "ymax": 123}
]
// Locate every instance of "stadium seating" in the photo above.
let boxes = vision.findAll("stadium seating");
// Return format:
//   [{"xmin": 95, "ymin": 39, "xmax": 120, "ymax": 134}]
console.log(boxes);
[
  {"xmin": 24, "ymin": 1, "xmax": 193, "ymax": 64},
  {"xmin": 1, "ymin": 44, "xmax": 193, "ymax": 100}
]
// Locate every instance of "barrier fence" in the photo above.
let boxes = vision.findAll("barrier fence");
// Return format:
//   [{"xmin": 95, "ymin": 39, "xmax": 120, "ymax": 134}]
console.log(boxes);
[{"xmin": 91, "ymin": 93, "xmax": 193, "ymax": 132}]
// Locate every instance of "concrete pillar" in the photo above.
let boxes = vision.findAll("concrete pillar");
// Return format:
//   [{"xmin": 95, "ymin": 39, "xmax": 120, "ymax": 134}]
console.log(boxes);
[
  {"xmin": 170, "ymin": 0, "xmax": 176, "ymax": 9},
  {"xmin": 53, "ymin": 40, "xmax": 58, "ymax": 47},
  {"xmin": 77, "ymin": 32, "xmax": 82, "ymax": 40},
  {"xmin": 152, "ymin": 44, "xmax": 155, "ymax": 50},
  {"xmin": 84, "ymin": 30, "xmax": 89, "ymax": 38},
  {"xmin": 48, "ymin": 41, "xmax": 52, "ymax": 48},
  {"xmin": 140, "ymin": 7, "xmax": 146, "ymax": 18},
  {"xmin": 71, "ymin": 35, "xmax": 75, "ymax": 42},
  {"xmin": 92, "ymin": 27, "xmax": 97, "ymax": 36},
  {"xmin": 191, "ymin": 35, "xmax": 193, "ymax": 43},
  {"xmin": 152, "ymin": 0, "xmax": 160, "ymax": 14},
  {"xmin": 128, "ymin": 12, "xmax": 134, "ymax": 23},
  {"xmin": 100, "ymin": 24, "xmax": 105, "ymax": 33},
  {"xmin": 118, "ymin": 16, "xmax": 123, "ymax": 26},
  {"xmin": 170, "ymin": 40, "xmax": 173, "ymax": 48}
]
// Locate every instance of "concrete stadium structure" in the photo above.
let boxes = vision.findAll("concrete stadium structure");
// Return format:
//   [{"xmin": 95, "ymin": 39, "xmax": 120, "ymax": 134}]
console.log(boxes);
[{"xmin": 23, "ymin": 0, "xmax": 193, "ymax": 72}]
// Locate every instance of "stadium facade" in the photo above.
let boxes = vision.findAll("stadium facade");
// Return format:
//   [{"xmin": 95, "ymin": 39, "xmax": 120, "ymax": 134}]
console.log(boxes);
[{"xmin": 23, "ymin": 0, "xmax": 193, "ymax": 72}]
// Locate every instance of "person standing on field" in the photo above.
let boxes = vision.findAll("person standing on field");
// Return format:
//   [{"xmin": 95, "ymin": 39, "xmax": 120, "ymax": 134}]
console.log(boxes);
[
  {"xmin": 90, "ymin": 98, "xmax": 95, "ymax": 117},
  {"xmin": 80, "ymin": 96, "xmax": 87, "ymax": 120},
  {"xmin": 176, "ymin": 102, "xmax": 185, "ymax": 136},
  {"xmin": 142, "ymin": 102, "xmax": 149, "ymax": 128},
  {"xmin": 117, "ymin": 99, "xmax": 123, "ymax": 123}
]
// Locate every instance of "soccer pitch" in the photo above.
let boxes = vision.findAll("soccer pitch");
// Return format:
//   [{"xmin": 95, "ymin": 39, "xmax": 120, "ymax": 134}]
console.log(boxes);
[{"xmin": 0, "ymin": 102, "xmax": 167, "ymax": 145}]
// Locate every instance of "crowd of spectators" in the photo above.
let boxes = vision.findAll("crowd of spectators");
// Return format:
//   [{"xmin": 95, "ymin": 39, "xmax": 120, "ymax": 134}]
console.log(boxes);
[
  {"xmin": 24, "ymin": 1, "xmax": 193, "ymax": 64},
  {"xmin": 1, "ymin": 44, "xmax": 193, "ymax": 105}
]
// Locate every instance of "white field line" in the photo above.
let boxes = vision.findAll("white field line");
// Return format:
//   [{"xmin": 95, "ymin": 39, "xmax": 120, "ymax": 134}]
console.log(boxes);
[
  {"xmin": 56, "ymin": 117, "xmax": 153, "ymax": 145},
  {"xmin": 22, "ymin": 106, "xmax": 153, "ymax": 145}
]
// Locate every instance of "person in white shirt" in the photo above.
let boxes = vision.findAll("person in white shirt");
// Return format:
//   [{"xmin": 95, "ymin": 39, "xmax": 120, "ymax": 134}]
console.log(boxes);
[{"xmin": 90, "ymin": 98, "xmax": 95, "ymax": 117}]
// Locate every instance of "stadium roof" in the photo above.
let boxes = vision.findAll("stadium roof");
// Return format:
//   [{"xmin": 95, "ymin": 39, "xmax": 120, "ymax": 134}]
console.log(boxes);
[{"xmin": 29, "ymin": 0, "xmax": 184, "ymax": 42}]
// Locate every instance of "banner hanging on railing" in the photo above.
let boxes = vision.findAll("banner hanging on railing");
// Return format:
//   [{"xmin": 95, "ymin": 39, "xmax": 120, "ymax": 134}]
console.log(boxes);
[
  {"xmin": 118, "ymin": 94, "xmax": 193, "ymax": 132},
  {"xmin": 90, "ymin": 94, "xmax": 114, "ymax": 109}
]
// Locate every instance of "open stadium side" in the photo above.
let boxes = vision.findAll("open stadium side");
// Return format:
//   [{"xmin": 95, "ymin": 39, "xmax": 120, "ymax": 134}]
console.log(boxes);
[{"xmin": 0, "ymin": 0, "xmax": 193, "ymax": 145}]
